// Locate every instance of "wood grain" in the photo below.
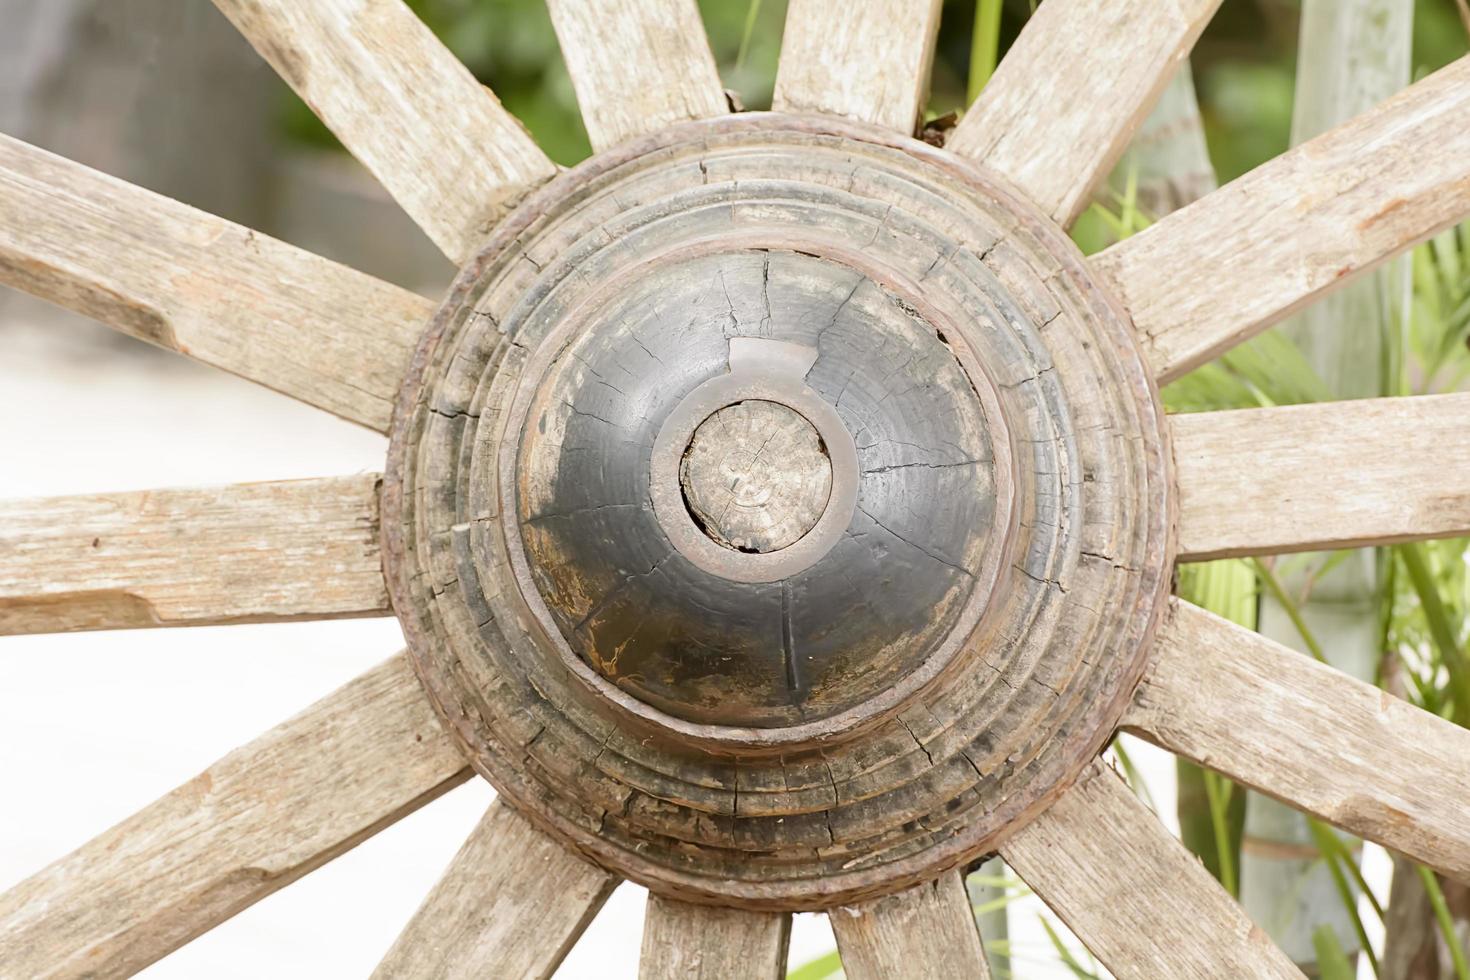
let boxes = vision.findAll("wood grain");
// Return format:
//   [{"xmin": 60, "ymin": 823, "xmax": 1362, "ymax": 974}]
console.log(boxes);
[
  {"xmin": 1124, "ymin": 599, "xmax": 1470, "ymax": 885},
  {"xmin": 1002, "ymin": 760, "xmax": 1301, "ymax": 978},
  {"xmin": 1174, "ymin": 393, "xmax": 1470, "ymax": 560},
  {"xmin": 547, "ymin": 0, "xmax": 727, "ymax": 152},
  {"xmin": 213, "ymin": 0, "xmax": 557, "ymax": 262},
  {"xmin": 0, "ymin": 475, "xmax": 390, "ymax": 635},
  {"xmin": 639, "ymin": 894, "xmax": 791, "ymax": 980},
  {"xmin": 947, "ymin": 0, "xmax": 1222, "ymax": 225},
  {"xmin": 0, "ymin": 133, "xmax": 432, "ymax": 432},
  {"xmin": 772, "ymin": 0, "xmax": 943, "ymax": 134},
  {"xmin": 829, "ymin": 870, "xmax": 990, "ymax": 979},
  {"xmin": 1095, "ymin": 54, "xmax": 1470, "ymax": 382},
  {"xmin": 373, "ymin": 800, "xmax": 616, "ymax": 979},
  {"xmin": 0, "ymin": 654, "xmax": 470, "ymax": 978}
]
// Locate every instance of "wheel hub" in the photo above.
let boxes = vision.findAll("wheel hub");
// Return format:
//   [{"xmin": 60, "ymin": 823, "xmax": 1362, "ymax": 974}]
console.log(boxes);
[{"xmin": 382, "ymin": 114, "xmax": 1173, "ymax": 909}]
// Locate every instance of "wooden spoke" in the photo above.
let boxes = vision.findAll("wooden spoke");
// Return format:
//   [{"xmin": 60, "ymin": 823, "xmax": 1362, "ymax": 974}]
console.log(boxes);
[
  {"xmin": 212, "ymin": 0, "xmax": 556, "ymax": 263},
  {"xmin": 1094, "ymin": 54, "xmax": 1470, "ymax": 382},
  {"xmin": 947, "ymin": 0, "xmax": 1221, "ymax": 225},
  {"xmin": 1175, "ymin": 393, "xmax": 1470, "ymax": 561},
  {"xmin": 1124, "ymin": 599, "xmax": 1470, "ymax": 885},
  {"xmin": 547, "ymin": 0, "xmax": 727, "ymax": 153},
  {"xmin": 0, "ymin": 134, "xmax": 432, "ymax": 432},
  {"xmin": 374, "ymin": 800, "xmax": 616, "ymax": 979},
  {"xmin": 772, "ymin": 0, "xmax": 943, "ymax": 134},
  {"xmin": 1002, "ymin": 760, "xmax": 1301, "ymax": 979},
  {"xmin": 639, "ymin": 894, "xmax": 791, "ymax": 980},
  {"xmin": 0, "ymin": 654, "xmax": 469, "ymax": 978},
  {"xmin": 0, "ymin": 475, "xmax": 390, "ymax": 636},
  {"xmin": 829, "ymin": 870, "xmax": 989, "ymax": 979}
]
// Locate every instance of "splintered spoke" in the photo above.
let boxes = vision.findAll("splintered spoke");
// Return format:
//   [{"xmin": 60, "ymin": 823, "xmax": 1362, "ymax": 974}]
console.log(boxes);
[
  {"xmin": 1094, "ymin": 54, "xmax": 1470, "ymax": 382},
  {"xmin": 1175, "ymin": 393, "xmax": 1470, "ymax": 560},
  {"xmin": 947, "ymin": 0, "xmax": 1221, "ymax": 225},
  {"xmin": 1125, "ymin": 600, "xmax": 1470, "ymax": 884},
  {"xmin": 829, "ymin": 870, "xmax": 989, "ymax": 980},
  {"xmin": 373, "ymin": 801, "xmax": 616, "ymax": 979},
  {"xmin": 772, "ymin": 0, "xmax": 943, "ymax": 134},
  {"xmin": 0, "ymin": 476, "xmax": 390, "ymax": 635},
  {"xmin": 213, "ymin": 0, "xmax": 556, "ymax": 263},
  {"xmin": 640, "ymin": 894, "xmax": 791, "ymax": 980},
  {"xmin": 0, "ymin": 654, "xmax": 469, "ymax": 978},
  {"xmin": 0, "ymin": 134, "xmax": 432, "ymax": 432},
  {"xmin": 1002, "ymin": 760, "xmax": 1301, "ymax": 979},
  {"xmin": 547, "ymin": 0, "xmax": 727, "ymax": 152}
]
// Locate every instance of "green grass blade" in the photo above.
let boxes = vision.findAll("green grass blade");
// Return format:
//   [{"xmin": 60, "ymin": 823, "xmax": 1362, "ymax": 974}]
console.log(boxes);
[
  {"xmin": 735, "ymin": 0, "xmax": 762, "ymax": 71},
  {"xmin": 1250, "ymin": 557, "xmax": 1328, "ymax": 663},
  {"xmin": 1312, "ymin": 926, "xmax": 1357, "ymax": 980},
  {"xmin": 1306, "ymin": 819, "xmax": 1378, "ymax": 976},
  {"xmin": 1039, "ymin": 918, "xmax": 1102, "ymax": 980},
  {"xmin": 1399, "ymin": 542, "xmax": 1470, "ymax": 724},
  {"xmin": 786, "ymin": 949, "xmax": 842, "ymax": 980},
  {"xmin": 1418, "ymin": 865, "xmax": 1470, "ymax": 980},
  {"xmin": 1202, "ymin": 770, "xmax": 1238, "ymax": 898},
  {"xmin": 966, "ymin": 0, "xmax": 1004, "ymax": 104}
]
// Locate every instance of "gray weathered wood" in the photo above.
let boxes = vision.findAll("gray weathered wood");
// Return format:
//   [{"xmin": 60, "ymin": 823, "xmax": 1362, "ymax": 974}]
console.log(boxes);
[
  {"xmin": 829, "ymin": 870, "xmax": 990, "ymax": 979},
  {"xmin": 1002, "ymin": 760, "xmax": 1302, "ymax": 978},
  {"xmin": 772, "ymin": 0, "xmax": 943, "ymax": 134},
  {"xmin": 1095, "ymin": 54, "xmax": 1470, "ymax": 382},
  {"xmin": 0, "ymin": 475, "xmax": 390, "ymax": 635},
  {"xmin": 212, "ymin": 0, "xmax": 557, "ymax": 263},
  {"xmin": 0, "ymin": 654, "xmax": 470, "ymax": 978},
  {"xmin": 0, "ymin": 133, "xmax": 432, "ymax": 432},
  {"xmin": 547, "ymin": 0, "xmax": 727, "ymax": 153},
  {"xmin": 947, "ymin": 0, "xmax": 1222, "ymax": 225},
  {"xmin": 639, "ymin": 894, "xmax": 790, "ymax": 980},
  {"xmin": 1173, "ymin": 392, "xmax": 1470, "ymax": 560},
  {"xmin": 374, "ymin": 799, "xmax": 616, "ymax": 980},
  {"xmin": 1124, "ymin": 599, "xmax": 1470, "ymax": 884}
]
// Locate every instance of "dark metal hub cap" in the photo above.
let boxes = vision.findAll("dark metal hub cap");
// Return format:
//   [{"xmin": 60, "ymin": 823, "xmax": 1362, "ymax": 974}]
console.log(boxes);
[{"xmin": 382, "ymin": 114, "xmax": 1172, "ymax": 909}]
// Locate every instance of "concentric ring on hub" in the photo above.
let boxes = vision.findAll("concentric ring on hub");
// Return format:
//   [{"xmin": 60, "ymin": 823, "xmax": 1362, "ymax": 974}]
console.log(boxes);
[{"xmin": 382, "ymin": 113, "xmax": 1173, "ymax": 909}]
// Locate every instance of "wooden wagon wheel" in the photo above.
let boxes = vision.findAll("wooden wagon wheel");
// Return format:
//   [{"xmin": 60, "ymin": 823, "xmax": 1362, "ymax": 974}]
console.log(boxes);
[{"xmin": 2, "ymin": 0, "xmax": 1469, "ymax": 976}]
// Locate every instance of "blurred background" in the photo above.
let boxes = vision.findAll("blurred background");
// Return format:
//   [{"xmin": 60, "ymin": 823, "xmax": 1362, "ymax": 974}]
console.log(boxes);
[{"xmin": 2, "ymin": 1, "xmax": 1470, "ymax": 977}]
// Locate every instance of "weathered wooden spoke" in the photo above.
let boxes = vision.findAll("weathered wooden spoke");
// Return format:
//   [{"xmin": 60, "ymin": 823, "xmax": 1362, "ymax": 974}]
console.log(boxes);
[
  {"xmin": 0, "ymin": 654, "xmax": 468, "ymax": 977},
  {"xmin": 947, "ymin": 0, "xmax": 1222, "ymax": 225},
  {"xmin": 828, "ymin": 870, "xmax": 989, "ymax": 980},
  {"xmin": 0, "ymin": 134, "xmax": 431, "ymax": 432},
  {"xmin": 1175, "ymin": 392, "xmax": 1470, "ymax": 560},
  {"xmin": 1002, "ymin": 760, "xmax": 1302, "ymax": 978},
  {"xmin": 639, "ymin": 894, "xmax": 791, "ymax": 980},
  {"xmin": 1095, "ymin": 54, "xmax": 1470, "ymax": 382},
  {"xmin": 547, "ymin": 0, "xmax": 727, "ymax": 152},
  {"xmin": 374, "ymin": 800, "xmax": 616, "ymax": 979},
  {"xmin": 0, "ymin": 476, "xmax": 389, "ymax": 635},
  {"xmin": 1125, "ymin": 601, "xmax": 1470, "ymax": 884},
  {"xmin": 772, "ymin": 0, "xmax": 943, "ymax": 134},
  {"xmin": 212, "ymin": 0, "xmax": 556, "ymax": 263}
]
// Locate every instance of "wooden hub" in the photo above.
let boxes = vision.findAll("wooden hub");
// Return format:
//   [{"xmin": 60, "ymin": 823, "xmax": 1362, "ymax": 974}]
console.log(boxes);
[
  {"xmin": 382, "ymin": 114, "xmax": 1173, "ymax": 909},
  {"xmin": 679, "ymin": 400, "xmax": 831, "ymax": 555}
]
